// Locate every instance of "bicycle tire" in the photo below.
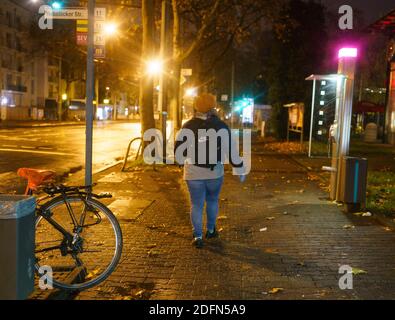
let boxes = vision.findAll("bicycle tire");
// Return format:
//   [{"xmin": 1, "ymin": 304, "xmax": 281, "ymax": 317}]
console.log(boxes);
[{"xmin": 35, "ymin": 195, "xmax": 123, "ymax": 291}]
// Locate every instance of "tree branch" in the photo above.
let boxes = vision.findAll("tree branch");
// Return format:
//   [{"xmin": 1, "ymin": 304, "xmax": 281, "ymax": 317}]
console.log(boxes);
[{"xmin": 176, "ymin": 0, "xmax": 222, "ymax": 63}]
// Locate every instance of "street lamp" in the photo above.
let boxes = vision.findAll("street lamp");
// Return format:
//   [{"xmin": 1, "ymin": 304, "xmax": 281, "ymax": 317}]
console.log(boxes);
[
  {"xmin": 103, "ymin": 22, "xmax": 118, "ymax": 36},
  {"xmin": 185, "ymin": 87, "xmax": 197, "ymax": 97},
  {"xmin": 1, "ymin": 96, "xmax": 8, "ymax": 106},
  {"xmin": 338, "ymin": 47, "xmax": 358, "ymax": 58},
  {"xmin": 146, "ymin": 59, "xmax": 163, "ymax": 76},
  {"xmin": 62, "ymin": 93, "xmax": 67, "ymax": 101}
]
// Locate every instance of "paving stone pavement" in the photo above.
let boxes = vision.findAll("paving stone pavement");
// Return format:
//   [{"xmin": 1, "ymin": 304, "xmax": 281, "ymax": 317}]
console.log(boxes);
[{"xmin": 31, "ymin": 145, "xmax": 395, "ymax": 300}]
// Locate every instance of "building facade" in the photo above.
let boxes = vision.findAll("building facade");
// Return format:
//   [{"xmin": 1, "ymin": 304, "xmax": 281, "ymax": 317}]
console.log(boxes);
[
  {"xmin": 369, "ymin": 9, "xmax": 395, "ymax": 144},
  {"xmin": 0, "ymin": 0, "xmax": 64, "ymax": 121}
]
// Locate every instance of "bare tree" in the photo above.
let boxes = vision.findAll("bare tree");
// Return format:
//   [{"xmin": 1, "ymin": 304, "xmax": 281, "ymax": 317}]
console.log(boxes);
[{"xmin": 140, "ymin": 0, "xmax": 156, "ymax": 135}]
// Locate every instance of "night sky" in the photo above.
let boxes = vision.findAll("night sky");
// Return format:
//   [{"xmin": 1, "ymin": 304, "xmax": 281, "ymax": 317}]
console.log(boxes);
[{"xmin": 321, "ymin": 0, "xmax": 394, "ymax": 26}]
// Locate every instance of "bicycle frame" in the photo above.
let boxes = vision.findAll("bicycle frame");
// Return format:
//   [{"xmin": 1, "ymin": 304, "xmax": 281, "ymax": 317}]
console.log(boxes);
[{"xmin": 34, "ymin": 186, "xmax": 98, "ymax": 248}]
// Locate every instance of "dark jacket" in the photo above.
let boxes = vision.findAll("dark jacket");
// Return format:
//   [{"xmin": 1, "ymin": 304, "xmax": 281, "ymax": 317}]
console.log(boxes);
[{"xmin": 174, "ymin": 115, "xmax": 244, "ymax": 168}]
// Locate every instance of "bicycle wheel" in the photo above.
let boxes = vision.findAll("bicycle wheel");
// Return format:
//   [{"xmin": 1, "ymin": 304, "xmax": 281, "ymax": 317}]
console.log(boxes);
[{"xmin": 35, "ymin": 195, "xmax": 123, "ymax": 291}]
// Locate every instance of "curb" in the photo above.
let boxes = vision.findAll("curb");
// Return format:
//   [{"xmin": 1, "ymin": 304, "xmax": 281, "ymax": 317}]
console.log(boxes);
[
  {"xmin": 373, "ymin": 213, "xmax": 395, "ymax": 230},
  {"xmin": 0, "ymin": 123, "xmax": 85, "ymax": 129},
  {"xmin": 93, "ymin": 160, "xmax": 123, "ymax": 176}
]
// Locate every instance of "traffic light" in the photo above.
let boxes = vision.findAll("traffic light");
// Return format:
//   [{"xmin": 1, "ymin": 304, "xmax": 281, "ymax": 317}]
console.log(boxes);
[{"xmin": 51, "ymin": 1, "xmax": 63, "ymax": 9}]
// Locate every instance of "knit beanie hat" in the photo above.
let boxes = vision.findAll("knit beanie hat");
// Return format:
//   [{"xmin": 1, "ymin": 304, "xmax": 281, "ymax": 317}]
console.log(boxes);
[{"xmin": 194, "ymin": 93, "xmax": 217, "ymax": 114}]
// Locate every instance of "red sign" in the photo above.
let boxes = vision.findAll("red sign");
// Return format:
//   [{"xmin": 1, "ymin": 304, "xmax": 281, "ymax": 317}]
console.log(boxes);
[{"xmin": 76, "ymin": 32, "xmax": 88, "ymax": 46}]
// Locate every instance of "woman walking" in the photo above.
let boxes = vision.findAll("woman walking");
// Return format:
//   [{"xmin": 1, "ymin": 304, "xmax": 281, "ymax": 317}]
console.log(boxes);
[{"xmin": 175, "ymin": 93, "xmax": 247, "ymax": 248}]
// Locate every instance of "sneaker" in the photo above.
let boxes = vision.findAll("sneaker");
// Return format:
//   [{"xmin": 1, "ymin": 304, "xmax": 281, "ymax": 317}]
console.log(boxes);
[
  {"xmin": 192, "ymin": 237, "xmax": 204, "ymax": 249},
  {"xmin": 206, "ymin": 227, "xmax": 219, "ymax": 240}
]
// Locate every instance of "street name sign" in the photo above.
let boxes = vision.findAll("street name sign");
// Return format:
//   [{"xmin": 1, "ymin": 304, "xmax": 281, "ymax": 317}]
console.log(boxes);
[
  {"xmin": 45, "ymin": 7, "xmax": 106, "ymax": 20},
  {"xmin": 181, "ymin": 68, "xmax": 193, "ymax": 76}
]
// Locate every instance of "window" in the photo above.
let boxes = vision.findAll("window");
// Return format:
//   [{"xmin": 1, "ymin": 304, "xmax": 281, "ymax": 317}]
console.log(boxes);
[
  {"xmin": 15, "ymin": 37, "xmax": 21, "ymax": 51},
  {"xmin": 6, "ymin": 33, "xmax": 13, "ymax": 49},
  {"xmin": 6, "ymin": 12, "xmax": 12, "ymax": 28},
  {"xmin": 15, "ymin": 16, "xmax": 21, "ymax": 31},
  {"xmin": 17, "ymin": 58, "xmax": 23, "ymax": 72},
  {"xmin": 6, "ymin": 74, "xmax": 13, "ymax": 86}
]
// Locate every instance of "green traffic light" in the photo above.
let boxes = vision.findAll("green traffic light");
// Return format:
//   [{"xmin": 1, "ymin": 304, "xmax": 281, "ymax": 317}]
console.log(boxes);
[{"xmin": 52, "ymin": 1, "xmax": 62, "ymax": 9}]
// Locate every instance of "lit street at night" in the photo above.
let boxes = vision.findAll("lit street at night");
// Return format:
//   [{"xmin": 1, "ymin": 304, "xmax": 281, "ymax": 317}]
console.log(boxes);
[
  {"xmin": 1, "ymin": 0, "xmax": 395, "ymax": 314},
  {"xmin": 0, "ymin": 121, "xmax": 141, "ymax": 193}
]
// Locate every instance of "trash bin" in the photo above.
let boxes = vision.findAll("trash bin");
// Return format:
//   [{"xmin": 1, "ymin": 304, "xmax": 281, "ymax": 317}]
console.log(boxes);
[
  {"xmin": 339, "ymin": 157, "xmax": 368, "ymax": 213},
  {"xmin": 0, "ymin": 195, "xmax": 36, "ymax": 300}
]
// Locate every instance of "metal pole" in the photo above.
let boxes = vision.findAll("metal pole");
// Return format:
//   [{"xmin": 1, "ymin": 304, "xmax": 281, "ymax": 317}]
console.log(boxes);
[
  {"xmin": 334, "ymin": 56, "xmax": 356, "ymax": 201},
  {"xmin": 230, "ymin": 61, "xmax": 235, "ymax": 129},
  {"xmin": 159, "ymin": 0, "xmax": 169, "ymax": 161},
  {"xmin": 58, "ymin": 57, "xmax": 62, "ymax": 121},
  {"xmin": 85, "ymin": 0, "xmax": 95, "ymax": 188},
  {"xmin": 308, "ymin": 80, "xmax": 316, "ymax": 158}
]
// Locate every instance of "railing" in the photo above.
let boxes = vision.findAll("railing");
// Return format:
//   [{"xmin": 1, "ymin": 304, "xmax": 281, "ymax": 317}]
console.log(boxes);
[{"xmin": 6, "ymin": 84, "xmax": 27, "ymax": 92}]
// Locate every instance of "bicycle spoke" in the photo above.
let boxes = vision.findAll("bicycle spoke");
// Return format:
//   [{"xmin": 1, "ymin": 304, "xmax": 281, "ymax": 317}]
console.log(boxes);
[{"xmin": 35, "ymin": 195, "xmax": 122, "ymax": 291}]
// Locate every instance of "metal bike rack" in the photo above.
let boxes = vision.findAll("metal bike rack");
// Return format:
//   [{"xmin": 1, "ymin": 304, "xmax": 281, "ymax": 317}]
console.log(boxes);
[{"xmin": 121, "ymin": 137, "xmax": 143, "ymax": 172}]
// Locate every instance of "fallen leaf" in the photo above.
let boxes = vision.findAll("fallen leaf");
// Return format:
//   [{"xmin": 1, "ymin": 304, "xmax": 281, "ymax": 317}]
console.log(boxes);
[
  {"xmin": 343, "ymin": 225, "xmax": 355, "ymax": 230},
  {"xmin": 383, "ymin": 227, "xmax": 392, "ymax": 232},
  {"xmin": 134, "ymin": 290, "xmax": 146, "ymax": 299},
  {"xmin": 264, "ymin": 248, "xmax": 279, "ymax": 254},
  {"xmin": 266, "ymin": 217, "xmax": 276, "ymax": 221},
  {"xmin": 362, "ymin": 212, "xmax": 372, "ymax": 217},
  {"xmin": 217, "ymin": 216, "xmax": 228, "ymax": 220},
  {"xmin": 146, "ymin": 244, "xmax": 157, "ymax": 249},
  {"xmin": 148, "ymin": 249, "xmax": 160, "ymax": 257},
  {"xmin": 260, "ymin": 227, "xmax": 268, "ymax": 232},
  {"xmin": 85, "ymin": 268, "xmax": 101, "ymax": 280},
  {"xmin": 268, "ymin": 288, "xmax": 283, "ymax": 294},
  {"xmin": 352, "ymin": 268, "xmax": 367, "ymax": 275}
]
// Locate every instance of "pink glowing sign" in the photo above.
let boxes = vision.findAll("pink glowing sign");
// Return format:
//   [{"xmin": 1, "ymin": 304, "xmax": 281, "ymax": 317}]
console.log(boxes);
[{"xmin": 338, "ymin": 48, "xmax": 358, "ymax": 58}]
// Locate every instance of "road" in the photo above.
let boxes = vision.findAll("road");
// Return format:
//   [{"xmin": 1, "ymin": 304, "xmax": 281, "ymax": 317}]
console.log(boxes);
[{"xmin": 0, "ymin": 121, "xmax": 141, "ymax": 193}]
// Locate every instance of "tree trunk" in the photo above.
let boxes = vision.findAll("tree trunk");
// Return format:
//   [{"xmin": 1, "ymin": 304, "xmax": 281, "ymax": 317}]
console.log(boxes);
[
  {"xmin": 139, "ymin": 0, "xmax": 156, "ymax": 137},
  {"xmin": 169, "ymin": 61, "xmax": 181, "ymax": 132},
  {"xmin": 169, "ymin": 0, "xmax": 182, "ymax": 133}
]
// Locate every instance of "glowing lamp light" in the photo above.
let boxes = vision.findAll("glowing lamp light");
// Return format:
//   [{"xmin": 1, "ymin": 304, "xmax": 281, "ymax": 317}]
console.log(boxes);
[
  {"xmin": 103, "ymin": 99, "xmax": 110, "ymax": 104},
  {"xmin": 103, "ymin": 22, "xmax": 118, "ymax": 36},
  {"xmin": 338, "ymin": 48, "xmax": 358, "ymax": 59},
  {"xmin": 185, "ymin": 87, "xmax": 197, "ymax": 97},
  {"xmin": 62, "ymin": 93, "xmax": 67, "ymax": 101},
  {"xmin": 146, "ymin": 59, "xmax": 163, "ymax": 76},
  {"xmin": 1, "ymin": 96, "xmax": 8, "ymax": 105},
  {"xmin": 52, "ymin": 1, "xmax": 62, "ymax": 9}
]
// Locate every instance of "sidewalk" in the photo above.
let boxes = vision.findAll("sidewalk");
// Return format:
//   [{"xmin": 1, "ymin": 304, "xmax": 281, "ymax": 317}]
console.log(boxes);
[{"xmin": 31, "ymin": 142, "xmax": 395, "ymax": 300}]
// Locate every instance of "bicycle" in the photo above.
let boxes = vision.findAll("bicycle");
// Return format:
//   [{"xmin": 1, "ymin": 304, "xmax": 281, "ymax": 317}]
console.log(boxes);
[{"xmin": 17, "ymin": 168, "xmax": 123, "ymax": 291}]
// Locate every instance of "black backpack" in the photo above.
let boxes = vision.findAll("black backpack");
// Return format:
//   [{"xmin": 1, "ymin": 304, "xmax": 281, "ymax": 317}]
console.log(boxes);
[
  {"xmin": 186, "ymin": 115, "xmax": 226, "ymax": 170},
  {"xmin": 175, "ymin": 115, "xmax": 243, "ymax": 170}
]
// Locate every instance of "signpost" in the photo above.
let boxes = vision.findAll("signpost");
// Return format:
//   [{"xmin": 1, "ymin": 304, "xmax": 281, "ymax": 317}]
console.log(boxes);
[
  {"xmin": 41, "ymin": 4, "xmax": 103, "ymax": 186},
  {"xmin": 44, "ymin": 7, "xmax": 106, "ymax": 20},
  {"xmin": 74, "ymin": 10, "xmax": 106, "ymax": 59},
  {"xmin": 85, "ymin": 0, "xmax": 95, "ymax": 188},
  {"xmin": 181, "ymin": 68, "xmax": 193, "ymax": 77}
]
